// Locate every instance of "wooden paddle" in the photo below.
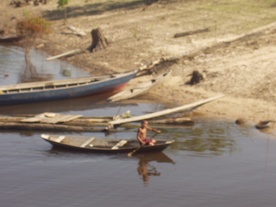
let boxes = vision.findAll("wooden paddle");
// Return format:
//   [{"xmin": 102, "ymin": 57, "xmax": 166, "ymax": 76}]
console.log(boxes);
[{"xmin": 127, "ymin": 133, "xmax": 160, "ymax": 157}]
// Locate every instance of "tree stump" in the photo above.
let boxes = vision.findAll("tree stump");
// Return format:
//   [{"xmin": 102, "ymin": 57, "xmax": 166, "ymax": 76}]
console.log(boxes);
[
  {"xmin": 186, "ymin": 70, "xmax": 204, "ymax": 85},
  {"xmin": 88, "ymin": 28, "xmax": 108, "ymax": 52}
]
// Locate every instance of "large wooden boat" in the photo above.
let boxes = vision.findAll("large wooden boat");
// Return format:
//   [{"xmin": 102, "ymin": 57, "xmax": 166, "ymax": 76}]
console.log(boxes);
[
  {"xmin": 41, "ymin": 134, "xmax": 174, "ymax": 154},
  {"xmin": 0, "ymin": 71, "xmax": 137, "ymax": 106}
]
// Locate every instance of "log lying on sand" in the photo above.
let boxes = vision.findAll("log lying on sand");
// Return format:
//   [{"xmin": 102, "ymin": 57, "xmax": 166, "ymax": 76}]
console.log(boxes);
[
  {"xmin": 137, "ymin": 57, "xmax": 179, "ymax": 76},
  {"xmin": 65, "ymin": 26, "xmax": 86, "ymax": 37},
  {"xmin": 174, "ymin": 28, "xmax": 210, "ymax": 38},
  {"xmin": 47, "ymin": 49, "xmax": 85, "ymax": 60}
]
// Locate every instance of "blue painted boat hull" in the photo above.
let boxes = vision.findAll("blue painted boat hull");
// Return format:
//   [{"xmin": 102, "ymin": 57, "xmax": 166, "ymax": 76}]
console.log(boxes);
[{"xmin": 0, "ymin": 71, "xmax": 137, "ymax": 106}]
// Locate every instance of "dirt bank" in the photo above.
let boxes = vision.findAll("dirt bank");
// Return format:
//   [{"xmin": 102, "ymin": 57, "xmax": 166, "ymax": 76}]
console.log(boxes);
[{"xmin": 1, "ymin": 0, "xmax": 276, "ymax": 135}]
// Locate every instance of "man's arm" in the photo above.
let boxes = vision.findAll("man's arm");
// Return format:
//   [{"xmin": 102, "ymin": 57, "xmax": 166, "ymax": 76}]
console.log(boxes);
[{"xmin": 146, "ymin": 125, "xmax": 161, "ymax": 133}]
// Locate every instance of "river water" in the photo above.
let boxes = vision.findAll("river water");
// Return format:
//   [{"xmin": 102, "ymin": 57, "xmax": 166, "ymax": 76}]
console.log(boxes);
[{"xmin": 1, "ymin": 45, "xmax": 276, "ymax": 207}]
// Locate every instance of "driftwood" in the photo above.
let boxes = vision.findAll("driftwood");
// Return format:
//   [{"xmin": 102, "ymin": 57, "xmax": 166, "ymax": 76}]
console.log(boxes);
[
  {"xmin": 255, "ymin": 120, "xmax": 274, "ymax": 130},
  {"xmin": 137, "ymin": 56, "xmax": 179, "ymax": 76},
  {"xmin": 66, "ymin": 26, "xmax": 86, "ymax": 37},
  {"xmin": 47, "ymin": 49, "xmax": 85, "ymax": 60},
  {"xmin": 174, "ymin": 28, "xmax": 210, "ymax": 38},
  {"xmin": 88, "ymin": 28, "xmax": 108, "ymax": 52}
]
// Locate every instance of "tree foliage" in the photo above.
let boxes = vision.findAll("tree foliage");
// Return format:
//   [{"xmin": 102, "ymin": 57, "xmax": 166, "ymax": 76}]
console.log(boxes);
[
  {"xmin": 57, "ymin": 0, "xmax": 70, "ymax": 24},
  {"xmin": 16, "ymin": 13, "xmax": 51, "ymax": 37},
  {"xmin": 16, "ymin": 13, "xmax": 52, "ymax": 82},
  {"xmin": 57, "ymin": 0, "xmax": 70, "ymax": 9}
]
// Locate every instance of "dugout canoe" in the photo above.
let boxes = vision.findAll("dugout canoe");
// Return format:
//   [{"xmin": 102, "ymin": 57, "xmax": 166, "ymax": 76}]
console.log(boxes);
[
  {"xmin": 41, "ymin": 134, "xmax": 174, "ymax": 154},
  {"xmin": 0, "ymin": 70, "xmax": 137, "ymax": 106},
  {"xmin": 108, "ymin": 70, "xmax": 172, "ymax": 102}
]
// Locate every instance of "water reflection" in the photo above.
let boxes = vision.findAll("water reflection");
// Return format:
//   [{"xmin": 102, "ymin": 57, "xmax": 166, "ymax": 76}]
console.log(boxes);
[
  {"xmin": 135, "ymin": 152, "xmax": 174, "ymax": 184},
  {"xmin": 0, "ymin": 45, "xmax": 90, "ymax": 85},
  {"xmin": 0, "ymin": 91, "xmax": 122, "ymax": 115},
  {"xmin": 45, "ymin": 145, "xmax": 175, "ymax": 185},
  {"xmin": 168, "ymin": 119, "xmax": 238, "ymax": 156},
  {"xmin": 44, "ymin": 146, "xmax": 175, "ymax": 185}
]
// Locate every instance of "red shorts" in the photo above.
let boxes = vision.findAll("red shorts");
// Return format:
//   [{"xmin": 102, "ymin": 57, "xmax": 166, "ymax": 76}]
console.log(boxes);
[{"xmin": 142, "ymin": 138, "xmax": 153, "ymax": 145}]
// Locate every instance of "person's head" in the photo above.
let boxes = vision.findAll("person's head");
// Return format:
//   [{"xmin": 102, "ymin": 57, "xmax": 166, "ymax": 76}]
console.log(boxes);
[{"xmin": 141, "ymin": 120, "xmax": 148, "ymax": 127}]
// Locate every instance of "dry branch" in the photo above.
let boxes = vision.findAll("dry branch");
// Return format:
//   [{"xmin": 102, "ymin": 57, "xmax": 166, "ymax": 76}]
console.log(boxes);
[
  {"xmin": 137, "ymin": 56, "xmax": 179, "ymax": 76},
  {"xmin": 174, "ymin": 28, "xmax": 210, "ymax": 38},
  {"xmin": 66, "ymin": 26, "xmax": 86, "ymax": 37},
  {"xmin": 47, "ymin": 49, "xmax": 85, "ymax": 60}
]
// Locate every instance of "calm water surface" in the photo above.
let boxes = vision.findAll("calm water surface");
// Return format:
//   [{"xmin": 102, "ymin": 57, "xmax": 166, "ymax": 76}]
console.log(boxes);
[
  {"xmin": 1, "ymin": 45, "xmax": 276, "ymax": 207},
  {"xmin": 0, "ymin": 45, "xmax": 90, "ymax": 85}
]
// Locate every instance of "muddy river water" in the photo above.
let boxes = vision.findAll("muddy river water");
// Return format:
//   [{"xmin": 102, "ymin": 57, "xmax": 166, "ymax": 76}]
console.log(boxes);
[{"xmin": 1, "ymin": 45, "xmax": 276, "ymax": 207}]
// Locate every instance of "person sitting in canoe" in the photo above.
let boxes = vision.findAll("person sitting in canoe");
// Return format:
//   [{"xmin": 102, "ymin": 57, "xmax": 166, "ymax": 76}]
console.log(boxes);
[{"xmin": 137, "ymin": 120, "xmax": 161, "ymax": 146}]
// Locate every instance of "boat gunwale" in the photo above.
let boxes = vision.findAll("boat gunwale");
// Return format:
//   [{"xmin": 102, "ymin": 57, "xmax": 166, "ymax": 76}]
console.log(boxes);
[
  {"xmin": 41, "ymin": 134, "xmax": 174, "ymax": 154},
  {"xmin": 108, "ymin": 70, "xmax": 172, "ymax": 102},
  {"xmin": 0, "ymin": 71, "xmax": 136, "ymax": 93}
]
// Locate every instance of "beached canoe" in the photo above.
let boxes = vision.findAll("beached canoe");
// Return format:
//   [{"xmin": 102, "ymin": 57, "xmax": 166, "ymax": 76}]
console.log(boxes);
[
  {"xmin": 0, "ymin": 70, "xmax": 137, "ymax": 106},
  {"xmin": 41, "ymin": 134, "xmax": 174, "ymax": 154},
  {"xmin": 108, "ymin": 70, "xmax": 171, "ymax": 102}
]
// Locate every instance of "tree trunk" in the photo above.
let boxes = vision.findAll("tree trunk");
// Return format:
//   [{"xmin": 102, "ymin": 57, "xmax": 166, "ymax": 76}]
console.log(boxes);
[
  {"xmin": 22, "ymin": 47, "xmax": 37, "ymax": 81},
  {"xmin": 88, "ymin": 28, "xmax": 108, "ymax": 52}
]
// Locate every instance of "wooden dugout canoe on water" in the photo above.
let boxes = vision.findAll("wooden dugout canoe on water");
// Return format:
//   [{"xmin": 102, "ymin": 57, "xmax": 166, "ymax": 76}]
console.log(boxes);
[
  {"xmin": 0, "ymin": 70, "xmax": 137, "ymax": 106},
  {"xmin": 41, "ymin": 134, "xmax": 174, "ymax": 154}
]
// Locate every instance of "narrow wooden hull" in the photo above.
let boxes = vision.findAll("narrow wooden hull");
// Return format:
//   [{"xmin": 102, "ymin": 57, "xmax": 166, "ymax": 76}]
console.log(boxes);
[
  {"xmin": 0, "ymin": 71, "xmax": 136, "ymax": 106},
  {"xmin": 108, "ymin": 70, "xmax": 172, "ymax": 102},
  {"xmin": 41, "ymin": 134, "xmax": 174, "ymax": 154}
]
